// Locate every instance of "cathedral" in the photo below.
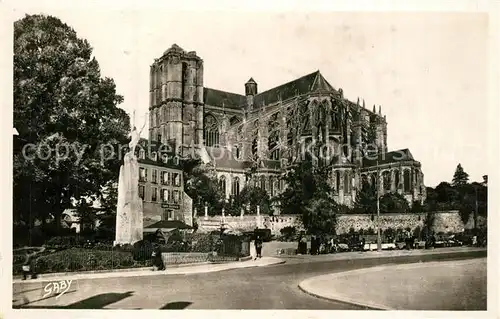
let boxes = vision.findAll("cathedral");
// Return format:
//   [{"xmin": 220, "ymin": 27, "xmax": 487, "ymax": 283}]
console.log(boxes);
[{"xmin": 141, "ymin": 44, "xmax": 426, "ymax": 223}]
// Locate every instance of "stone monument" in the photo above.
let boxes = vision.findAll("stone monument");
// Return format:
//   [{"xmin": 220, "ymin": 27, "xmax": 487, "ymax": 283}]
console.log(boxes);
[{"xmin": 114, "ymin": 111, "xmax": 147, "ymax": 246}]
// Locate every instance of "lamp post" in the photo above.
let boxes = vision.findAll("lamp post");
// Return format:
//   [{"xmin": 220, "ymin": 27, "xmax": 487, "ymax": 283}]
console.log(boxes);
[{"xmin": 376, "ymin": 158, "xmax": 381, "ymax": 252}]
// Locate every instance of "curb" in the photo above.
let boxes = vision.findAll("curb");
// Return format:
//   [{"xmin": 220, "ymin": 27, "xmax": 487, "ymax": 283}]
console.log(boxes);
[
  {"xmin": 297, "ymin": 258, "xmax": 485, "ymax": 310},
  {"xmin": 13, "ymin": 258, "xmax": 286, "ymax": 284},
  {"xmin": 297, "ymin": 281, "xmax": 392, "ymax": 310}
]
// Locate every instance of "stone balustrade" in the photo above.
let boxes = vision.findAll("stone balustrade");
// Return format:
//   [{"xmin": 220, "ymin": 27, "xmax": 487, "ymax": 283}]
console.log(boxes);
[{"xmin": 195, "ymin": 211, "xmax": 467, "ymax": 235}]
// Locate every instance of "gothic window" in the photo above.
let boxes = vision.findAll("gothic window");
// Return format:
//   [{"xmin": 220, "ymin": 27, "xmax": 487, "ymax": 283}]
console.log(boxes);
[
  {"xmin": 151, "ymin": 152, "xmax": 158, "ymax": 161},
  {"xmin": 404, "ymin": 170, "xmax": 411, "ymax": 193},
  {"xmin": 219, "ymin": 176, "xmax": 226, "ymax": 194},
  {"xmin": 232, "ymin": 176, "xmax": 240, "ymax": 196},
  {"xmin": 370, "ymin": 173, "xmax": 376, "ymax": 191},
  {"xmin": 269, "ymin": 176, "xmax": 275, "ymax": 197},
  {"xmin": 344, "ymin": 171, "xmax": 350, "ymax": 193},
  {"xmin": 300, "ymin": 102, "xmax": 310, "ymax": 133},
  {"xmin": 394, "ymin": 169, "xmax": 400, "ymax": 189},
  {"xmin": 260, "ymin": 175, "xmax": 266, "ymax": 191},
  {"xmin": 252, "ymin": 138, "xmax": 258, "ymax": 157},
  {"xmin": 162, "ymin": 189, "xmax": 168, "ymax": 201},
  {"xmin": 233, "ymin": 144, "xmax": 240, "ymax": 159},
  {"xmin": 268, "ymin": 129, "xmax": 280, "ymax": 160},
  {"xmin": 335, "ymin": 171, "xmax": 341, "ymax": 192},
  {"xmin": 156, "ymin": 109, "xmax": 160, "ymax": 126},
  {"xmin": 383, "ymin": 171, "xmax": 391, "ymax": 191},
  {"xmin": 204, "ymin": 114, "xmax": 219, "ymax": 147},
  {"xmin": 139, "ymin": 149, "xmax": 145, "ymax": 159}
]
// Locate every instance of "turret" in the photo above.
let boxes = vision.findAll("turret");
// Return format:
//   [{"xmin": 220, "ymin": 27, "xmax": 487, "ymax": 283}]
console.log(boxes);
[{"xmin": 245, "ymin": 78, "xmax": 258, "ymax": 110}]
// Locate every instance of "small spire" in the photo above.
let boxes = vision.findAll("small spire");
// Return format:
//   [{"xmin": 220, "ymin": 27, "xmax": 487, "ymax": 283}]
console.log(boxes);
[
  {"xmin": 356, "ymin": 97, "xmax": 360, "ymax": 105},
  {"xmin": 378, "ymin": 105, "xmax": 381, "ymax": 115},
  {"xmin": 362, "ymin": 99, "xmax": 366, "ymax": 108},
  {"xmin": 372, "ymin": 105, "xmax": 376, "ymax": 113}
]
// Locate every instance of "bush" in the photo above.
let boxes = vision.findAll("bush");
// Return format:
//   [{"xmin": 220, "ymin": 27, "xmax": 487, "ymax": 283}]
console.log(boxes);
[
  {"xmin": 132, "ymin": 240, "xmax": 153, "ymax": 261},
  {"xmin": 13, "ymin": 247, "xmax": 152, "ymax": 275},
  {"xmin": 190, "ymin": 233, "xmax": 215, "ymax": 252}
]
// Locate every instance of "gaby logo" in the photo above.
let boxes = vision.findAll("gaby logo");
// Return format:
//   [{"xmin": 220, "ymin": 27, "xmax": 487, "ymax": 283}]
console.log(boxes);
[{"xmin": 42, "ymin": 280, "xmax": 73, "ymax": 299}]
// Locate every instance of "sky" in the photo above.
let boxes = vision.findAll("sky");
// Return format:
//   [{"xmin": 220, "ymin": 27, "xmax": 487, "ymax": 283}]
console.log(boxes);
[{"xmin": 9, "ymin": 3, "xmax": 491, "ymax": 187}]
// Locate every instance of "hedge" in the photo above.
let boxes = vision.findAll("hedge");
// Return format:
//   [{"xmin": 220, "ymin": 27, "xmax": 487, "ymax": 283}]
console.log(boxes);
[{"xmin": 13, "ymin": 247, "xmax": 152, "ymax": 275}]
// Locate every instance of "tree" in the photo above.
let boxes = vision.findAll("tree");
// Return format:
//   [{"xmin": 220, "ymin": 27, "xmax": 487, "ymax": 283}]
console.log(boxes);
[
  {"xmin": 278, "ymin": 153, "xmax": 338, "ymax": 236},
  {"xmin": 379, "ymin": 193, "xmax": 410, "ymax": 213},
  {"xmin": 181, "ymin": 156, "xmax": 225, "ymax": 215},
  {"xmin": 452, "ymin": 163, "xmax": 469, "ymax": 187},
  {"xmin": 14, "ymin": 15, "xmax": 129, "ymax": 236},
  {"xmin": 231, "ymin": 185, "xmax": 272, "ymax": 216},
  {"xmin": 353, "ymin": 179, "xmax": 376, "ymax": 213},
  {"xmin": 303, "ymin": 196, "xmax": 338, "ymax": 238}
]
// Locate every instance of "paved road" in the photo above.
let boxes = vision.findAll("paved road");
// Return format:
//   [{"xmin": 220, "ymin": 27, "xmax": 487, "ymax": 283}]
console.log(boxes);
[{"xmin": 13, "ymin": 249, "xmax": 486, "ymax": 310}]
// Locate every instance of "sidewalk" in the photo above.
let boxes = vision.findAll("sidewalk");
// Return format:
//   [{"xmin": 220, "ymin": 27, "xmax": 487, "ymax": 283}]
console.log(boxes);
[
  {"xmin": 278, "ymin": 246, "xmax": 486, "ymax": 261},
  {"xmin": 12, "ymin": 257, "xmax": 285, "ymax": 284},
  {"xmin": 299, "ymin": 257, "xmax": 487, "ymax": 310}
]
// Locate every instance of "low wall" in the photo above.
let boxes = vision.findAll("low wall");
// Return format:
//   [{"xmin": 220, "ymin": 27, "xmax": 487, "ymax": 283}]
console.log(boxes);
[
  {"xmin": 161, "ymin": 252, "xmax": 209, "ymax": 265},
  {"xmin": 195, "ymin": 211, "xmax": 466, "ymax": 235}
]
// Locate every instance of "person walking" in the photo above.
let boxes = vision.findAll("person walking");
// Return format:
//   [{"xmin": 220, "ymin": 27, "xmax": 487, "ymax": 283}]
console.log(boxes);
[
  {"xmin": 254, "ymin": 235, "xmax": 263, "ymax": 260},
  {"xmin": 152, "ymin": 244, "xmax": 164, "ymax": 271}
]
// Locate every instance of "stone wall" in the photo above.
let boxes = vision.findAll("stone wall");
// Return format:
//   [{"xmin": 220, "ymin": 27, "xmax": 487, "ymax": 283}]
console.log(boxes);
[{"xmin": 195, "ymin": 211, "xmax": 466, "ymax": 235}]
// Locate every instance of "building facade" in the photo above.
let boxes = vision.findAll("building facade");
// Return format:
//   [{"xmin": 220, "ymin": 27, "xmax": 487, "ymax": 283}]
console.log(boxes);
[
  {"xmin": 144, "ymin": 44, "xmax": 426, "ymax": 217},
  {"xmin": 136, "ymin": 139, "xmax": 191, "ymax": 227}
]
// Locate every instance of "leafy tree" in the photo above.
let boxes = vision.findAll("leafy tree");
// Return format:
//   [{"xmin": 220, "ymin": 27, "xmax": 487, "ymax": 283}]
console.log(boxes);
[
  {"xmin": 452, "ymin": 163, "xmax": 469, "ymax": 187},
  {"xmin": 379, "ymin": 193, "xmax": 410, "ymax": 213},
  {"xmin": 278, "ymin": 153, "xmax": 332, "ymax": 216},
  {"xmin": 353, "ymin": 179, "xmax": 376, "ymax": 213},
  {"xmin": 303, "ymin": 196, "xmax": 338, "ymax": 238},
  {"xmin": 181, "ymin": 156, "xmax": 225, "ymax": 215},
  {"xmin": 434, "ymin": 182, "xmax": 460, "ymax": 207},
  {"xmin": 13, "ymin": 14, "xmax": 129, "ymax": 237},
  {"xmin": 278, "ymin": 153, "xmax": 337, "ymax": 236},
  {"xmin": 230, "ymin": 186, "xmax": 272, "ymax": 216}
]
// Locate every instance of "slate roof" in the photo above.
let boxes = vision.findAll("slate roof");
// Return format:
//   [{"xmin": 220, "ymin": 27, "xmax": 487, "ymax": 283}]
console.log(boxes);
[
  {"xmin": 362, "ymin": 149, "xmax": 416, "ymax": 168},
  {"xmin": 253, "ymin": 71, "xmax": 337, "ymax": 107},
  {"xmin": 203, "ymin": 88, "xmax": 246, "ymax": 109},
  {"xmin": 203, "ymin": 71, "xmax": 337, "ymax": 110}
]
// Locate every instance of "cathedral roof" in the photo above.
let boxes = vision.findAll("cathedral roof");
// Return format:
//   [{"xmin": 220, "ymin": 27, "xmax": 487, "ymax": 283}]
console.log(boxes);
[
  {"xmin": 253, "ymin": 70, "xmax": 337, "ymax": 107},
  {"xmin": 362, "ymin": 149, "xmax": 415, "ymax": 168},
  {"xmin": 203, "ymin": 88, "xmax": 246, "ymax": 109}
]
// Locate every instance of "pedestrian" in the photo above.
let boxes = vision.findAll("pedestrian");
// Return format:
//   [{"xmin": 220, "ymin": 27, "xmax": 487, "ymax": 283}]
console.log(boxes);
[
  {"xmin": 472, "ymin": 235, "xmax": 478, "ymax": 247},
  {"xmin": 152, "ymin": 244, "xmax": 164, "ymax": 271},
  {"xmin": 254, "ymin": 235, "xmax": 263, "ymax": 259},
  {"xmin": 22, "ymin": 250, "xmax": 34, "ymax": 280}
]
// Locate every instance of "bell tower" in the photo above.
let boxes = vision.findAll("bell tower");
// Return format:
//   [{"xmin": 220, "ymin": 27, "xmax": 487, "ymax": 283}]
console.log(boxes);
[{"xmin": 149, "ymin": 44, "xmax": 204, "ymax": 153}]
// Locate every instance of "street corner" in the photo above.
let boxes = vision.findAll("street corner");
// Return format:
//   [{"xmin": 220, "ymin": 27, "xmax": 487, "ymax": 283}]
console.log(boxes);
[
  {"xmin": 298, "ymin": 258, "xmax": 486, "ymax": 311},
  {"xmin": 298, "ymin": 271, "xmax": 393, "ymax": 310}
]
